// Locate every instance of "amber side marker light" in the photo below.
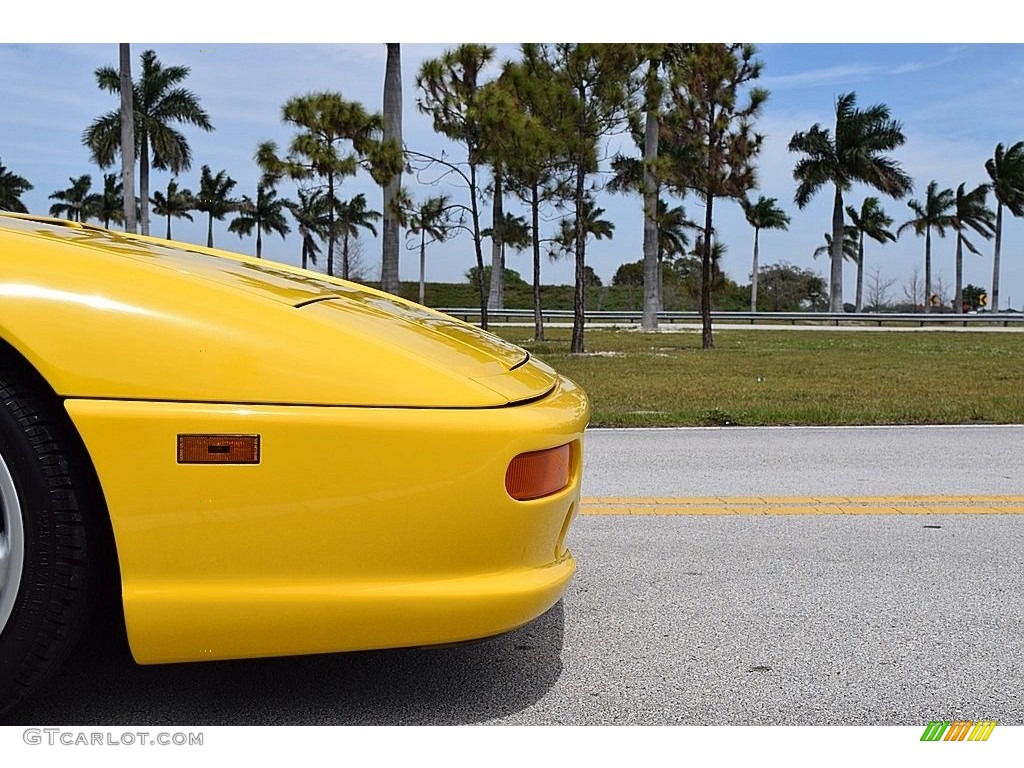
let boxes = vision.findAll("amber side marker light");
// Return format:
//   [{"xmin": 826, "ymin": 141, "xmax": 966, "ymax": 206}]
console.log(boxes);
[
  {"xmin": 505, "ymin": 443, "xmax": 572, "ymax": 501},
  {"xmin": 177, "ymin": 434, "xmax": 260, "ymax": 464}
]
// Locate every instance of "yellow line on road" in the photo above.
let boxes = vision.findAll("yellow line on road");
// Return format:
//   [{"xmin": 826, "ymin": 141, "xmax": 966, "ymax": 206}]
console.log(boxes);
[{"xmin": 580, "ymin": 496, "xmax": 1024, "ymax": 516}]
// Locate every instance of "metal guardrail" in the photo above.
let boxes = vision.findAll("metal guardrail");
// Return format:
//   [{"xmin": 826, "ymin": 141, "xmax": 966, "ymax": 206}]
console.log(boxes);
[{"xmin": 435, "ymin": 308, "xmax": 1024, "ymax": 328}]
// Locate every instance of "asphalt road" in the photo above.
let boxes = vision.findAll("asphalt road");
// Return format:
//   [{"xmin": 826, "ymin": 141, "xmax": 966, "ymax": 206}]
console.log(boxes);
[
  {"xmin": 583, "ymin": 424, "xmax": 1024, "ymax": 497},
  {"xmin": 3, "ymin": 426, "xmax": 1022, "ymax": 726}
]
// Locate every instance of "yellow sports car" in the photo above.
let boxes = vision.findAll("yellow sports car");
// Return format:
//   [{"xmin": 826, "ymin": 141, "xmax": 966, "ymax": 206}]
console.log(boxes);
[{"xmin": 0, "ymin": 213, "xmax": 588, "ymax": 714}]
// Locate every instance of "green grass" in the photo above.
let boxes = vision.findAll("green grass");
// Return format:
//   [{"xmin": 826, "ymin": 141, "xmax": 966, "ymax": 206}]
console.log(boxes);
[{"xmin": 491, "ymin": 327, "xmax": 1024, "ymax": 427}]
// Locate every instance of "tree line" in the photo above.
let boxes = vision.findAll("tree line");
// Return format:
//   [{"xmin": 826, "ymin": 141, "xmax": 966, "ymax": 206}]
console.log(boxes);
[{"xmin": 2, "ymin": 44, "xmax": 1024, "ymax": 353}]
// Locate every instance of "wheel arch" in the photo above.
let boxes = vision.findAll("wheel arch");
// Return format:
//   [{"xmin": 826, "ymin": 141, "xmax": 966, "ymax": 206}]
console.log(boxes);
[{"xmin": 0, "ymin": 335, "xmax": 123, "ymax": 598}]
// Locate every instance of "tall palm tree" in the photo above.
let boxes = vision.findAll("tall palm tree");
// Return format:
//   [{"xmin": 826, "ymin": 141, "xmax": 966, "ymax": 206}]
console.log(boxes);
[
  {"xmin": 194, "ymin": 165, "xmax": 238, "ymax": 248},
  {"xmin": 229, "ymin": 183, "xmax": 290, "ymax": 258},
  {"xmin": 150, "ymin": 178, "xmax": 194, "ymax": 239},
  {"xmin": 119, "ymin": 43, "xmax": 136, "ymax": 233},
  {"xmin": 639, "ymin": 47, "xmax": 665, "ymax": 331},
  {"xmin": 93, "ymin": 173, "xmax": 125, "ymax": 229},
  {"xmin": 285, "ymin": 188, "xmax": 328, "ymax": 270},
  {"xmin": 83, "ymin": 48, "xmax": 213, "ymax": 236},
  {"xmin": 897, "ymin": 181, "xmax": 955, "ymax": 311},
  {"xmin": 950, "ymin": 182, "xmax": 995, "ymax": 314},
  {"xmin": 0, "ymin": 159, "xmax": 33, "ymax": 212},
  {"xmin": 406, "ymin": 194, "xmax": 452, "ymax": 304},
  {"xmin": 789, "ymin": 92, "xmax": 913, "ymax": 311},
  {"xmin": 741, "ymin": 195, "xmax": 790, "ymax": 312},
  {"xmin": 334, "ymin": 193, "xmax": 381, "ymax": 279},
  {"xmin": 48, "ymin": 174, "xmax": 93, "ymax": 222},
  {"xmin": 845, "ymin": 197, "xmax": 896, "ymax": 312},
  {"xmin": 985, "ymin": 142, "xmax": 1024, "ymax": 312},
  {"xmin": 381, "ymin": 43, "xmax": 403, "ymax": 294}
]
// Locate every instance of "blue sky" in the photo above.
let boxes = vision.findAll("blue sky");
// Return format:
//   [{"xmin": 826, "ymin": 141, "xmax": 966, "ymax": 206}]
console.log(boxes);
[{"xmin": 3, "ymin": 37, "xmax": 1023, "ymax": 308}]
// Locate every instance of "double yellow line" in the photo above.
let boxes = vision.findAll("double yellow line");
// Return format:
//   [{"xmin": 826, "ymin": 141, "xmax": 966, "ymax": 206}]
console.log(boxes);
[{"xmin": 580, "ymin": 495, "xmax": 1024, "ymax": 516}]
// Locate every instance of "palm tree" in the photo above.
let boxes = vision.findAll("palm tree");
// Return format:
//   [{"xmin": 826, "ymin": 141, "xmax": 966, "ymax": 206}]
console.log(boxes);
[
  {"xmin": 93, "ymin": 173, "xmax": 125, "ymax": 229},
  {"xmin": 950, "ymin": 182, "xmax": 995, "ymax": 313},
  {"xmin": 813, "ymin": 230, "xmax": 857, "ymax": 262},
  {"xmin": 194, "ymin": 165, "xmax": 238, "ymax": 248},
  {"xmin": 0, "ymin": 159, "xmax": 33, "ymax": 212},
  {"xmin": 985, "ymin": 142, "xmax": 1024, "ymax": 312},
  {"xmin": 845, "ymin": 197, "xmax": 896, "ymax": 312},
  {"xmin": 741, "ymin": 196, "xmax": 790, "ymax": 312},
  {"xmin": 229, "ymin": 183, "xmax": 290, "ymax": 258},
  {"xmin": 551, "ymin": 195, "xmax": 615, "ymax": 260},
  {"xmin": 656, "ymin": 200, "xmax": 691, "ymax": 263},
  {"xmin": 654, "ymin": 200, "xmax": 693, "ymax": 311},
  {"xmin": 897, "ymin": 181, "xmax": 955, "ymax": 311},
  {"xmin": 150, "ymin": 178, "xmax": 194, "ymax": 239},
  {"xmin": 83, "ymin": 48, "xmax": 213, "ymax": 236},
  {"xmin": 285, "ymin": 188, "xmax": 328, "ymax": 270},
  {"xmin": 48, "ymin": 174, "xmax": 93, "ymax": 222},
  {"xmin": 381, "ymin": 43, "xmax": 403, "ymax": 294},
  {"xmin": 789, "ymin": 92, "xmax": 913, "ymax": 311},
  {"xmin": 333, "ymin": 194, "xmax": 380, "ymax": 280},
  {"xmin": 639, "ymin": 47, "xmax": 665, "ymax": 331},
  {"xmin": 406, "ymin": 194, "xmax": 452, "ymax": 304},
  {"xmin": 119, "ymin": 43, "xmax": 136, "ymax": 233}
]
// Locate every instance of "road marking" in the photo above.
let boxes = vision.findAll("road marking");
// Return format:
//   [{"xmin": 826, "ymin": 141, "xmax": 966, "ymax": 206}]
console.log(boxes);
[{"xmin": 580, "ymin": 496, "xmax": 1024, "ymax": 516}]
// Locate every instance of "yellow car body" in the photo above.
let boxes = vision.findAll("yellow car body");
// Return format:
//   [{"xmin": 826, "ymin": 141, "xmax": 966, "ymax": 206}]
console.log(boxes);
[{"xmin": 0, "ymin": 213, "xmax": 587, "ymax": 667}]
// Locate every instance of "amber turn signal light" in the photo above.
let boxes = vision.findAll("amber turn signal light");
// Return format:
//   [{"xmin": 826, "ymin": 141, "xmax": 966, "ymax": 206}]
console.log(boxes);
[
  {"xmin": 177, "ymin": 434, "xmax": 261, "ymax": 464},
  {"xmin": 505, "ymin": 443, "xmax": 572, "ymax": 501}
]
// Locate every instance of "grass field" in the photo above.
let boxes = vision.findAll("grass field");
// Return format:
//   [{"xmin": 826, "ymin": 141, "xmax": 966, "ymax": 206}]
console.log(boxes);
[{"xmin": 491, "ymin": 327, "xmax": 1024, "ymax": 427}]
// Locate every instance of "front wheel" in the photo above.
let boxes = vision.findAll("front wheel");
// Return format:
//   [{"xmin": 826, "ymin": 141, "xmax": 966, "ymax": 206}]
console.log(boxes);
[{"xmin": 0, "ymin": 364, "xmax": 105, "ymax": 717}]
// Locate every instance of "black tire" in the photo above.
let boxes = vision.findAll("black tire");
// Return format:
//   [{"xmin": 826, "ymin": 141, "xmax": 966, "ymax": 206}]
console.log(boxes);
[{"xmin": 0, "ymin": 363, "xmax": 105, "ymax": 717}]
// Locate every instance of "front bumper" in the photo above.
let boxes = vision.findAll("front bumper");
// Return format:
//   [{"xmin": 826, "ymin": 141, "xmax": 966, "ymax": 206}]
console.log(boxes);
[{"xmin": 65, "ymin": 376, "xmax": 587, "ymax": 663}]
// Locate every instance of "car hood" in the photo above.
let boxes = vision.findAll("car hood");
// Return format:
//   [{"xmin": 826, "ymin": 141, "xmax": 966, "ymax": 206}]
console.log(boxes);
[{"xmin": 0, "ymin": 215, "xmax": 557, "ymax": 407}]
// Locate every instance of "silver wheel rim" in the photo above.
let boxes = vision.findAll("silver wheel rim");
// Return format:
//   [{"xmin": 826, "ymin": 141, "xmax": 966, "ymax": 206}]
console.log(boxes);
[{"xmin": 0, "ymin": 451, "xmax": 24, "ymax": 638}]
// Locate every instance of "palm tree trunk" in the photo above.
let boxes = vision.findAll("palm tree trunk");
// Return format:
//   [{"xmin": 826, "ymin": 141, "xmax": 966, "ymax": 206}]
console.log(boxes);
[
  {"xmin": 657, "ymin": 254, "xmax": 663, "ymax": 313},
  {"xmin": 256, "ymin": 226, "xmax": 263, "ymax": 259},
  {"xmin": 207, "ymin": 212, "xmax": 214, "ymax": 248},
  {"xmin": 166, "ymin": 213, "xmax": 170, "ymax": 240},
  {"xmin": 419, "ymin": 232, "xmax": 426, "ymax": 305},
  {"xmin": 750, "ymin": 228, "xmax": 760, "ymax": 312},
  {"xmin": 924, "ymin": 227, "xmax": 932, "ymax": 314},
  {"xmin": 955, "ymin": 235, "xmax": 964, "ymax": 314},
  {"xmin": 139, "ymin": 132, "xmax": 150, "ymax": 237},
  {"xmin": 119, "ymin": 43, "xmax": 137, "ymax": 234},
  {"xmin": 327, "ymin": 173, "xmax": 335, "ymax": 277},
  {"xmin": 381, "ymin": 43, "xmax": 402, "ymax": 295},
  {"xmin": 531, "ymin": 183, "xmax": 543, "ymax": 342},
  {"xmin": 830, "ymin": 185, "xmax": 844, "ymax": 312},
  {"xmin": 641, "ymin": 58, "xmax": 661, "ymax": 331},
  {"xmin": 992, "ymin": 202, "xmax": 1003, "ymax": 312},
  {"xmin": 855, "ymin": 236, "xmax": 865, "ymax": 312},
  {"xmin": 488, "ymin": 169, "xmax": 504, "ymax": 310}
]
